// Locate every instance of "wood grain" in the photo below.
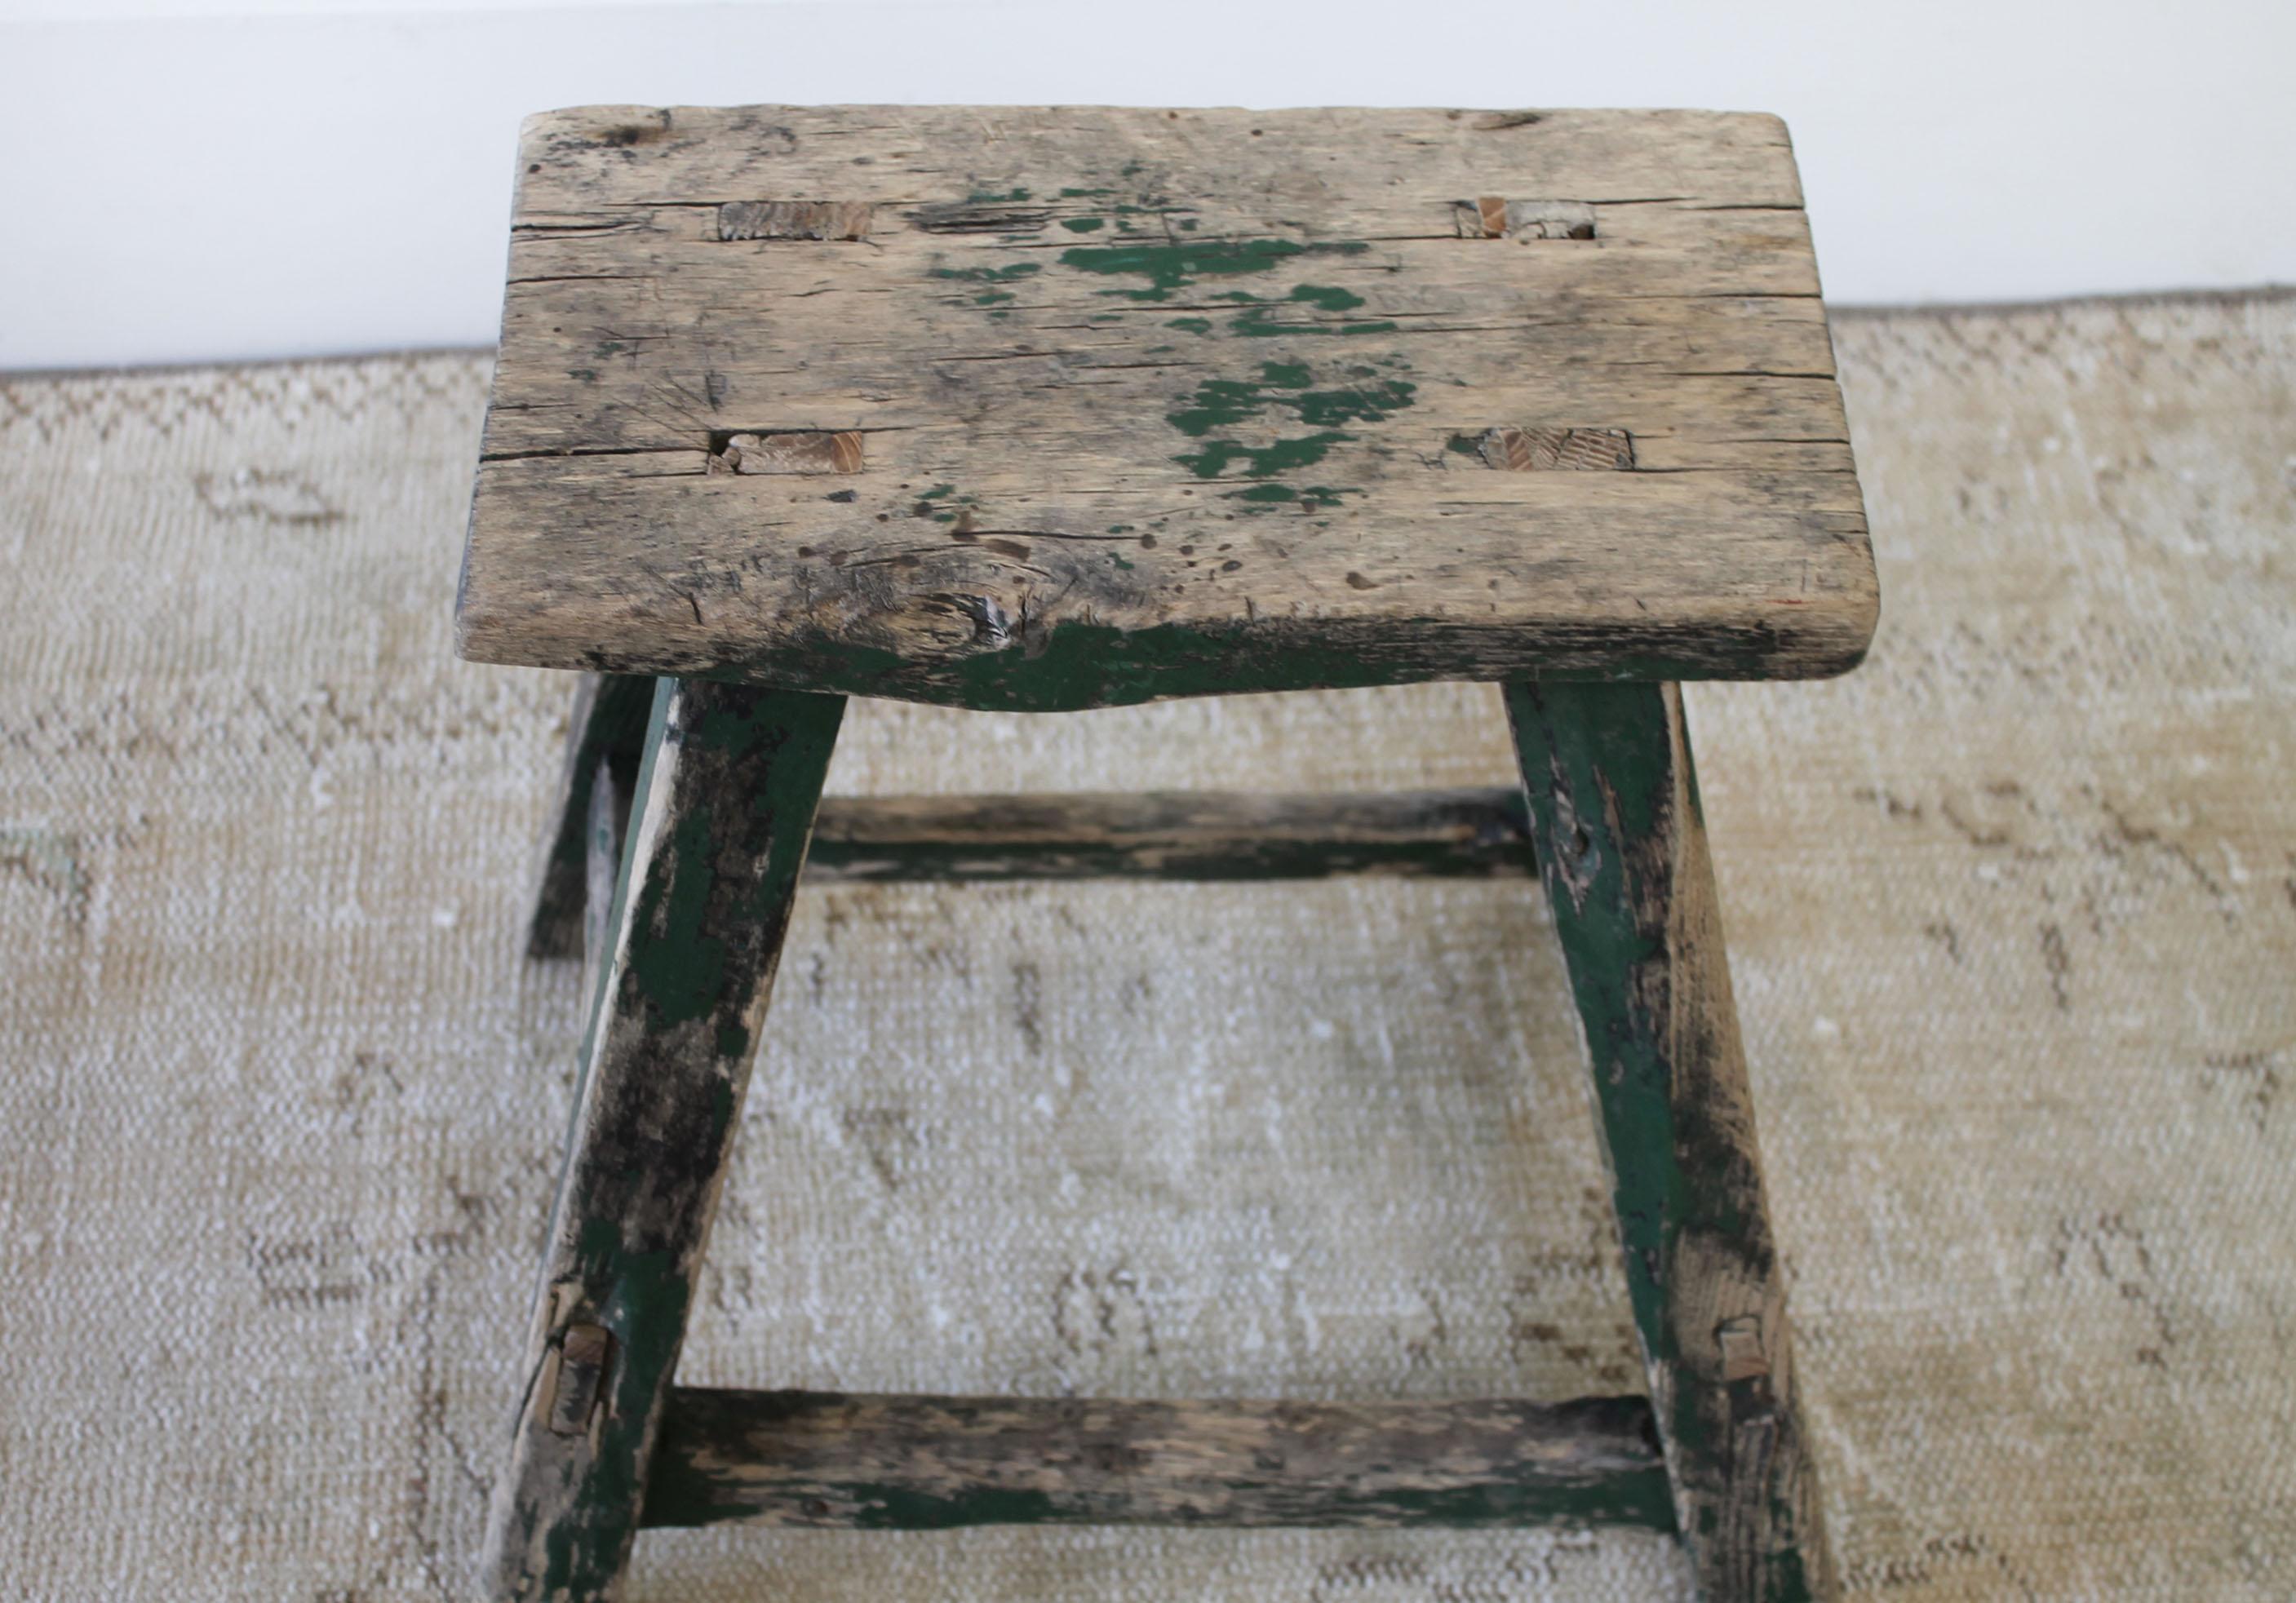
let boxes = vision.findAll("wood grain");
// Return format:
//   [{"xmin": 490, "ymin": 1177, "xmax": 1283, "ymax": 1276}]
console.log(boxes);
[
  {"xmin": 804, "ymin": 786, "xmax": 1533, "ymax": 882},
  {"xmin": 458, "ymin": 105, "xmax": 1876, "ymax": 707},
  {"xmin": 640, "ymin": 1389, "xmax": 1676, "ymax": 1532},
  {"xmin": 1505, "ymin": 680, "xmax": 1836, "ymax": 1601},
  {"xmin": 481, "ymin": 678, "xmax": 844, "ymax": 1601}
]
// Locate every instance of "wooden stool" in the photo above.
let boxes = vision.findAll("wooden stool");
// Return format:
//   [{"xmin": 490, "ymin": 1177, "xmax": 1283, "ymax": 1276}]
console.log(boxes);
[{"xmin": 458, "ymin": 104, "xmax": 1877, "ymax": 1601}]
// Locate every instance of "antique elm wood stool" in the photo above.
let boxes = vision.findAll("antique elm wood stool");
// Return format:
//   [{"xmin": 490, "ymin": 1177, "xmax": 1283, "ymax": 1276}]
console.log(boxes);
[{"xmin": 456, "ymin": 104, "xmax": 1877, "ymax": 1601}]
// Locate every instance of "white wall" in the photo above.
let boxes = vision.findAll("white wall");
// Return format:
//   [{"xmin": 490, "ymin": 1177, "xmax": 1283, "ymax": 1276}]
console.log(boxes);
[{"xmin": 2, "ymin": 0, "xmax": 2291, "ymax": 370}]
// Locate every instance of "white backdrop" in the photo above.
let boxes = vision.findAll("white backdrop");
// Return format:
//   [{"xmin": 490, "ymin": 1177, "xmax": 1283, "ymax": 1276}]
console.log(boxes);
[{"xmin": 2, "ymin": 0, "xmax": 2291, "ymax": 370}]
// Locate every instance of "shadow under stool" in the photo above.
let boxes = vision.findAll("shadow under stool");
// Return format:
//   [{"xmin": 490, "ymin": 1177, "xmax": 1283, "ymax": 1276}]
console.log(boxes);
[{"xmin": 454, "ymin": 103, "xmax": 1879, "ymax": 1602}]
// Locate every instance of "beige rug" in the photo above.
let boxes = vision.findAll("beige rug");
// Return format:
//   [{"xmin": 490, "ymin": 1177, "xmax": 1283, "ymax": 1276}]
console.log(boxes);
[{"xmin": 2, "ymin": 290, "xmax": 2290, "ymax": 1600}]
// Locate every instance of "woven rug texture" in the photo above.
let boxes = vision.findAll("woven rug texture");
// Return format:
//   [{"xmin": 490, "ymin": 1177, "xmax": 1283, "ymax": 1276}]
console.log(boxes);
[{"xmin": 1, "ymin": 290, "xmax": 2291, "ymax": 1599}]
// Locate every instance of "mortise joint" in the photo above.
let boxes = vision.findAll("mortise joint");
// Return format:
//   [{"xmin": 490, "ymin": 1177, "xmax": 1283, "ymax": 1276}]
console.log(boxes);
[
  {"xmin": 1453, "ymin": 198, "xmax": 1596, "ymax": 241},
  {"xmin": 1460, "ymin": 427, "xmax": 1635, "ymax": 472},
  {"xmin": 1716, "ymin": 1316, "xmax": 1770, "ymax": 1384},
  {"xmin": 711, "ymin": 430, "xmax": 867, "ymax": 475},
  {"xmin": 717, "ymin": 201, "xmax": 875, "ymax": 241},
  {"xmin": 906, "ymin": 201, "xmax": 1056, "ymax": 235},
  {"xmin": 546, "ymin": 1323, "xmax": 613, "ymax": 1435}
]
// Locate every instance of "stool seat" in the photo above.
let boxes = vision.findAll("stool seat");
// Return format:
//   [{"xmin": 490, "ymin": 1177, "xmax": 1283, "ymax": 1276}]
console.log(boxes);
[{"xmin": 456, "ymin": 104, "xmax": 1877, "ymax": 710}]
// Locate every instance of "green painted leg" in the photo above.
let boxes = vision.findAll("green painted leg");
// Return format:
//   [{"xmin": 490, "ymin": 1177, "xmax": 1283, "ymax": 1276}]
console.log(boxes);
[
  {"xmin": 1505, "ymin": 680, "xmax": 1836, "ymax": 1602},
  {"xmin": 483, "ymin": 677, "xmax": 845, "ymax": 1601},
  {"xmin": 528, "ymin": 673, "xmax": 657, "ymax": 960}
]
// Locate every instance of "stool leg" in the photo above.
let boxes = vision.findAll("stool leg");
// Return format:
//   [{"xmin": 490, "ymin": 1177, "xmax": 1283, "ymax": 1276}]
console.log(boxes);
[
  {"xmin": 1504, "ymin": 680, "xmax": 1837, "ymax": 1601},
  {"xmin": 528, "ymin": 673, "xmax": 656, "ymax": 960},
  {"xmin": 483, "ymin": 677, "xmax": 845, "ymax": 1601}
]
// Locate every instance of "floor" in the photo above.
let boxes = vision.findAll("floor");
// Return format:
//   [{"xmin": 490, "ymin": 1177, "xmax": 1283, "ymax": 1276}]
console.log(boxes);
[{"xmin": 1, "ymin": 290, "xmax": 2290, "ymax": 1598}]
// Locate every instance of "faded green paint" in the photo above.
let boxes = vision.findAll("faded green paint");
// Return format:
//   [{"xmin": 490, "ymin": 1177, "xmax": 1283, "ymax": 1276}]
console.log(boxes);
[
  {"xmin": 964, "ymin": 186, "xmax": 1031, "ymax": 203},
  {"xmin": 1503, "ymin": 681, "xmax": 1681, "ymax": 1353},
  {"xmin": 1165, "ymin": 317, "xmax": 1213, "ymax": 335},
  {"xmin": 1060, "ymin": 217, "xmax": 1106, "ymax": 232},
  {"xmin": 1174, "ymin": 434, "xmax": 1350, "ymax": 480},
  {"xmin": 1285, "ymin": 284, "xmax": 1365, "ymax": 311},
  {"xmin": 1164, "ymin": 367, "xmax": 1415, "ymax": 481},
  {"xmin": 490, "ymin": 680, "xmax": 846, "ymax": 1601},
  {"xmin": 1503, "ymin": 680, "xmax": 1827, "ymax": 1602},
  {"xmin": 1056, "ymin": 237, "xmax": 1369, "ymax": 300}
]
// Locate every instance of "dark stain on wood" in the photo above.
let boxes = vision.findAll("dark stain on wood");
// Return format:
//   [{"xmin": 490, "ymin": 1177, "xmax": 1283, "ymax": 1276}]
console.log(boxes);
[
  {"xmin": 640, "ymin": 1389, "xmax": 1678, "ymax": 1532},
  {"xmin": 803, "ymin": 787, "xmax": 1535, "ymax": 883}
]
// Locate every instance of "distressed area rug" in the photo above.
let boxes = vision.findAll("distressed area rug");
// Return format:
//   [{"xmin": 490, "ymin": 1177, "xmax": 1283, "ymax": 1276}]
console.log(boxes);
[{"xmin": 2, "ymin": 290, "xmax": 2292, "ymax": 1601}]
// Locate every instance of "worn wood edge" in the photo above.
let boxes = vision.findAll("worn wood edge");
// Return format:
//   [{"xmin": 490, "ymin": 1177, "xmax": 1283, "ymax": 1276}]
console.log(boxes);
[
  {"xmin": 566, "ymin": 785, "xmax": 1549, "ymax": 886},
  {"xmin": 1503, "ymin": 680, "xmax": 1837, "ymax": 1600},
  {"xmin": 458, "ymin": 601, "xmax": 1880, "ymax": 710},
  {"xmin": 640, "ymin": 1389, "xmax": 1677, "ymax": 1532}
]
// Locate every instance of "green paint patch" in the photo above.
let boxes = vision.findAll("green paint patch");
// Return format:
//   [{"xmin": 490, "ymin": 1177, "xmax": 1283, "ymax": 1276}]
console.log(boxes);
[
  {"xmin": 965, "ymin": 186, "xmax": 1031, "ymax": 203},
  {"xmin": 1167, "ymin": 379, "xmax": 1270, "ymax": 436},
  {"xmin": 1060, "ymin": 217, "xmax": 1106, "ymax": 232},
  {"xmin": 974, "ymin": 290, "xmax": 1014, "ymax": 305},
  {"xmin": 1227, "ymin": 483, "xmax": 1297, "ymax": 503},
  {"xmin": 1164, "ymin": 369, "xmax": 1416, "ymax": 480},
  {"xmin": 1175, "ymin": 434, "xmax": 1349, "ymax": 479},
  {"xmin": 1204, "ymin": 284, "xmax": 1390, "ymax": 338},
  {"xmin": 1058, "ymin": 186, "xmax": 1115, "ymax": 197},
  {"xmin": 1164, "ymin": 317, "xmax": 1214, "ymax": 335},
  {"xmin": 1293, "ymin": 379, "xmax": 1414, "ymax": 428},
  {"xmin": 1447, "ymin": 432, "xmax": 1484, "ymax": 457},
  {"xmin": 1057, "ymin": 238, "xmax": 1369, "ymax": 301}
]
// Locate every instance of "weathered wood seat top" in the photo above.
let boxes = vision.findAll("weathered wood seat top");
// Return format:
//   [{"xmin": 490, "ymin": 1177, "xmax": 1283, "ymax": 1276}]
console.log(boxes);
[{"xmin": 458, "ymin": 104, "xmax": 1876, "ymax": 711}]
